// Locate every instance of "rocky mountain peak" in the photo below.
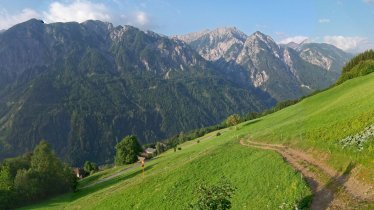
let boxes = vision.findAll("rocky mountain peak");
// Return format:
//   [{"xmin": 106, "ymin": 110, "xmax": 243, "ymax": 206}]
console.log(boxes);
[
  {"xmin": 284, "ymin": 42, "xmax": 300, "ymax": 50},
  {"xmin": 4, "ymin": 18, "xmax": 45, "ymax": 38},
  {"xmin": 82, "ymin": 20, "xmax": 113, "ymax": 32},
  {"xmin": 241, "ymin": 31, "xmax": 281, "ymax": 60},
  {"xmin": 208, "ymin": 27, "xmax": 247, "ymax": 41},
  {"xmin": 247, "ymin": 31, "xmax": 278, "ymax": 47},
  {"xmin": 176, "ymin": 27, "xmax": 247, "ymax": 44},
  {"xmin": 19, "ymin": 18, "xmax": 45, "ymax": 27},
  {"xmin": 175, "ymin": 27, "xmax": 248, "ymax": 61}
]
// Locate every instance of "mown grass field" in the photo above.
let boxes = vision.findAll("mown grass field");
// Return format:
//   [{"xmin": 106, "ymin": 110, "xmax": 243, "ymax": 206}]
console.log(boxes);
[
  {"xmin": 23, "ymin": 128, "xmax": 311, "ymax": 209},
  {"xmin": 243, "ymin": 73, "xmax": 374, "ymax": 183}
]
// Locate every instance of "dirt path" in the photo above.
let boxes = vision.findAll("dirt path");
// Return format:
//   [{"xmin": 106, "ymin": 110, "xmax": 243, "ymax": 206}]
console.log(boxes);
[
  {"xmin": 240, "ymin": 139, "xmax": 374, "ymax": 209},
  {"xmin": 81, "ymin": 160, "xmax": 148, "ymax": 189}
]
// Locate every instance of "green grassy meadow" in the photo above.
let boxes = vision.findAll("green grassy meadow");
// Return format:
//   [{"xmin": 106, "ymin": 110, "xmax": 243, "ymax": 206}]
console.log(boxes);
[
  {"xmin": 22, "ymin": 73, "xmax": 374, "ymax": 209},
  {"xmin": 243, "ymin": 73, "xmax": 374, "ymax": 182},
  {"xmin": 23, "ymin": 128, "xmax": 311, "ymax": 209}
]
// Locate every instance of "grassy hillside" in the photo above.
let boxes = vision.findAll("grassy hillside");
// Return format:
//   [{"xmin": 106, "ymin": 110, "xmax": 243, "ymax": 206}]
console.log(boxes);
[
  {"xmin": 243, "ymin": 72, "xmax": 374, "ymax": 183},
  {"xmin": 23, "ymin": 72, "xmax": 374, "ymax": 209},
  {"xmin": 23, "ymin": 128, "xmax": 311, "ymax": 209}
]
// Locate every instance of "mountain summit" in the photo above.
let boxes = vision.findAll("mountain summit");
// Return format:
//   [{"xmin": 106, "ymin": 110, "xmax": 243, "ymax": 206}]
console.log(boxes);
[{"xmin": 176, "ymin": 27, "xmax": 352, "ymax": 101}]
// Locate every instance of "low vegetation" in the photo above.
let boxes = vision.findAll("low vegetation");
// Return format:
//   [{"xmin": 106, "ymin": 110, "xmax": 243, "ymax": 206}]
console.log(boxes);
[
  {"xmin": 189, "ymin": 177, "xmax": 236, "ymax": 210},
  {"xmin": 83, "ymin": 161, "xmax": 99, "ymax": 175}
]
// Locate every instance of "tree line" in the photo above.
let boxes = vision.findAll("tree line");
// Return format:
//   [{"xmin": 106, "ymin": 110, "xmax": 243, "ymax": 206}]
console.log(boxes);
[
  {"xmin": 158, "ymin": 98, "xmax": 302, "ymax": 150},
  {"xmin": 336, "ymin": 49, "xmax": 374, "ymax": 84}
]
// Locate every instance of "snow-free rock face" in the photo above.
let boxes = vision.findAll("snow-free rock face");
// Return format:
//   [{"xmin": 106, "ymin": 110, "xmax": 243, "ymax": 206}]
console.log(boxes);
[
  {"xmin": 176, "ymin": 27, "xmax": 247, "ymax": 62},
  {"xmin": 177, "ymin": 28, "xmax": 352, "ymax": 101}
]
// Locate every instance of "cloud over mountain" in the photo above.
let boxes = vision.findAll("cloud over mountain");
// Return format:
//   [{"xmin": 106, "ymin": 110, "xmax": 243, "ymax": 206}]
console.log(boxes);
[
  {"xmin": 43, "ymin": 0, "xmax": 111, "ymax": 23},
  {"xmin": 323, "ymin": 35, "xmax": 374, "ymax": 53},
  {"xmin": 0, "ymin": 8, "xmax": 40, "ymax": 29},
  {"xmin": 0, "ymin": 0, "xmax": 155, "ymax": 30},
  {"xmin": 278, "ymin": 36, "xmax": 309, "ymax": 44}
]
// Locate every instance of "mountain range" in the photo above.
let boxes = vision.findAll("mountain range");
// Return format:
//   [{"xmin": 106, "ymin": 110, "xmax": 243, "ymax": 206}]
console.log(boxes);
[
  {"xmin": 176, "ymin": 27, "xmax": 352, "ymax": 101},
  {"xmin": 0, "ymin": 20, "xmax": 352, "ymax": 165}
]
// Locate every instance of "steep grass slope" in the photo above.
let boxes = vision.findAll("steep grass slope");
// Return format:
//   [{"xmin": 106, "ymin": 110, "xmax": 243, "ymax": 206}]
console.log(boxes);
[
  {"xmin": 244, "ymin": 72, "xmax": 374, "ymax": 184},
  {"xmin": 23, "ymin": 128, "xmax": 311, "ymax": 209}
]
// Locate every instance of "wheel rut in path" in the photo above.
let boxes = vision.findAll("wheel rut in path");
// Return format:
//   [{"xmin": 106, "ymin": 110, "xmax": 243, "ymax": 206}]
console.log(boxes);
[{"xmin": 239, "ymin": 139, "xmax": 373, "ymax": 209}]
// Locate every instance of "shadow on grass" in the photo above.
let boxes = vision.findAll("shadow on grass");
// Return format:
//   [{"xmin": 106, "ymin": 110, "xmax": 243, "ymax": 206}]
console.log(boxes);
[
  {"xmin": 77, "ymin": 164, "xmax": 156, "ymax": 196},
  {"xmin": 298, "ymin": 162, "xmax": 355, "ymax": 209},
  {"xmin": 241, "ymin": 119, "xmax": 262, "ymax": 127},
  {"xmin": 34, "ymin": 164, "xmax": 157, "ymax": 209}
]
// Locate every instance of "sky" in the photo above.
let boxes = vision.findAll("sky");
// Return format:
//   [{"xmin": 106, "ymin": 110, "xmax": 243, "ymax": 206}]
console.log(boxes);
[{"xmin": 0, "ymin": 0, "xmax": 373, "ymax": 53}]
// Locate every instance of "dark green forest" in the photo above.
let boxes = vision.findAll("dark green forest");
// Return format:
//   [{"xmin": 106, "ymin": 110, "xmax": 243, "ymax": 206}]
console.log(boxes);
[{"xmin": 0, "ymin": 20, "xmax": 274, "ymax": 166}]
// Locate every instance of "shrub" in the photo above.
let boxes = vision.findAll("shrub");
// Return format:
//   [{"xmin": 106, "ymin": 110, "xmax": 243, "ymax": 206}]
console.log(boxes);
[
  {"xmin": 190, "ymin": 177, "xmax": 236, "ymax": 210},
  {"xmin": 226, "ymin": 114, "xmax": 241, "ymax": 127},
  {"xmin": 83, "ymin": 161, "xmax": 99, "ymax": 175}
]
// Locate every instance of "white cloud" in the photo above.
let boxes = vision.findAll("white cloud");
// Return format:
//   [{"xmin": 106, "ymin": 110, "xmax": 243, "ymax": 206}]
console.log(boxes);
[
  {"xmin": 134, "ymin": 11, "xmax": 149, "ymax": 26},
  {"xmin": 43, "ymin": 0, "xmax": 111, "ymax": 23},
  {"xmin": 318, "ymin": 18, "xmax": 331, "ymax": 23},
  {"xmin": 323, "ymin": 36, "xmax": 374, "ymax": 52},
  {"xmin": 278, "ymin": 36, "xmax": 309, "ymax": 44},
  {"xmin": 0, "ymin": 0, "xmax": 157, "ymax": 31},
  {"xmin": 0, "ymin": 8, "xmax": 40, "ymax": 30},
  {"xmin": 121, "ymin": 11, "xmax": 156, "ymax": 30}
]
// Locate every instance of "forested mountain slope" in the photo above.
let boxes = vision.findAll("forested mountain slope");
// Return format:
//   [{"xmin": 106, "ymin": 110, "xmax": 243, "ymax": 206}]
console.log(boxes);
[{"xmin": 0, "ymin": 19, "xmax": 274, "ymax": 165}]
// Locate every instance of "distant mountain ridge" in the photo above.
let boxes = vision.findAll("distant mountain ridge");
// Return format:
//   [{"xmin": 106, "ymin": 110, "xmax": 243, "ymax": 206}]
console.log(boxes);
[
  {"xmin": 176, "ymin": 28, "xmax": 352, "ymax": 101},
  {"xmin": 0, "ymin": 19, "xmax": 274, "ymax": 165}
]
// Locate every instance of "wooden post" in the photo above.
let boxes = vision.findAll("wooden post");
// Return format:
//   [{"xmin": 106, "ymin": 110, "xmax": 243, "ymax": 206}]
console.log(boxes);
[
  {"xmin": 138, "ymin": 156, "xmax": 145, "ymax": 178},
  {"xmin": 141, "ymin": 159, "xmax": 145, "ymax": 178}
]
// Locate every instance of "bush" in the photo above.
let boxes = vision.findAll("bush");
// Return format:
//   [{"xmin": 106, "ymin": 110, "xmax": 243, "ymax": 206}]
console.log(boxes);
[
  {"xmin": 83, "ymin": 161, "xmax": 99, "ymax": 175},
  {"xmin": 190, "ymin": 177, "xmax": 236, "ymax": 210},
  {"xmin": 216, "ymin": 132, "xmax": 221, "ymax": 136},
  {"xmin": 226, "ymin": 114, "xmax": 241, "ymax": 127},
  {"xmin": 156, "ymin": 142, "xmax": 166, "ymax": 155}
]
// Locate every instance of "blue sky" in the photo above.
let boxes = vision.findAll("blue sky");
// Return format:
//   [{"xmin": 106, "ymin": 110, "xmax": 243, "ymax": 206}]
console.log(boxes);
[{"xmin": 0, "ymin": 0, "xmax": 373, "ymax": 52}]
